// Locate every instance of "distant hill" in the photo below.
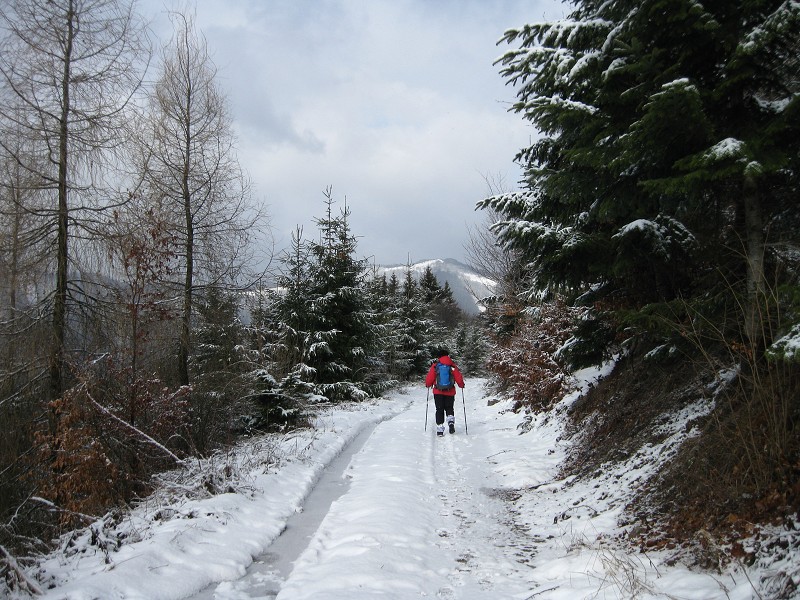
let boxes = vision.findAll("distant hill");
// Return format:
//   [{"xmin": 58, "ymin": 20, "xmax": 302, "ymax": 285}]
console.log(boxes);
[{"xmin": 376, "ymin": 258, "xmax": 496, "ymax": 316}]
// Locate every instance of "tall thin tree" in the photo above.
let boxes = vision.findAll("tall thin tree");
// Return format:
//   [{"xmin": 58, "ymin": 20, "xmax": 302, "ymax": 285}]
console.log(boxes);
[
  {"xmin": 141, "ymin": 10, "xmax": 255, "ymax": 386},
  {"xmin": 0, "ymin": 0, "xmax": 150, "ymax": 401}
]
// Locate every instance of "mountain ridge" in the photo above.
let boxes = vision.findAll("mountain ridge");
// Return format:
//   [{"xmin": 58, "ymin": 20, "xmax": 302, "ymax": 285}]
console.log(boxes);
[{"xmin": 375, "ymin": 258, "xmax": 496, "ymax": 316}]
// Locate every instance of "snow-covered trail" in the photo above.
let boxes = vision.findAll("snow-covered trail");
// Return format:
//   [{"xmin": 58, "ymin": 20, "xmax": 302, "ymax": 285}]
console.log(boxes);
[
  {"xmin": 273, "ymin": 388, "xmax": 537, "ymax": 599},
  {"xmin": 197, "ymin": 384, "xmax": 537, "ymax": 599},
  {"xmin": 190, "ymin": 419, "xmax": 382, "ymax": 599},
  {"xmin": 33, "ymin": 375, "xmax": 764, "ymax": 600}
]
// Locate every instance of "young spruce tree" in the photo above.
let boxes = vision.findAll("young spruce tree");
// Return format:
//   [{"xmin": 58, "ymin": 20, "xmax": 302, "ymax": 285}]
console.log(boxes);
[{"xmin": 305, "ymin": 189, "xmax": 384, "ymax": 401}]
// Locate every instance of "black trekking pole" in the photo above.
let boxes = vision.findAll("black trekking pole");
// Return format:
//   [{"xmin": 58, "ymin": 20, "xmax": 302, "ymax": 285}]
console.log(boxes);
[
  {"xmin": 424, "ymin": 387, "xmax": 430, "ymax": 431},
  {"xmin": 461, "ymin": 387, "xmax": 468, "ymax": 435}
]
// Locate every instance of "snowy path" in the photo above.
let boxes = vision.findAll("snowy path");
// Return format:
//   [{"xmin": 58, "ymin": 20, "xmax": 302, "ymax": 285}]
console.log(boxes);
[
  {"xmin": 35, "ymin": 377, "xmax": 766, "ymax": 600},
  {"xmin": 273, "ymin": 390, "xmax": 537, "ymax": 599},
  {"xmin": 199, "ymin": 386, "xmax": 537, "ymax": 599},
  {"xmin": 191, "ymin": 420, "xmax": 381, "ymax": 599}
]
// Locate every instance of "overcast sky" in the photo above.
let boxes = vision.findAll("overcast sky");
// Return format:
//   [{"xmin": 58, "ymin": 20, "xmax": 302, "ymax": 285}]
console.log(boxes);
[{"xmin": 139, "ymin": 0, "xmax": 568, "ymax": 267}]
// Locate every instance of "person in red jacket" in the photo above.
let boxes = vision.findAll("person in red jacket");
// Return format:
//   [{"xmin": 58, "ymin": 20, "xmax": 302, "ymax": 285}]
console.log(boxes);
[{"xmin": 425, "ymin": 347, "xmax": 465, "ymax": 436}]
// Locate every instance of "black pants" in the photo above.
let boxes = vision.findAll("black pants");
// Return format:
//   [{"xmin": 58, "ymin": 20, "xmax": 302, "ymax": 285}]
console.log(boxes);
[{"xmin": 433, "ymin": 394, "xmax": 455, "ymax": 425}]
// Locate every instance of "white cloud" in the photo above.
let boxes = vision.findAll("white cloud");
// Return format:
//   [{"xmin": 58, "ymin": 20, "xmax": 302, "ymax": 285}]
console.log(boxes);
[{"xmin": 139, "ymin": 0, "xmax": 566, "ymax": 264}]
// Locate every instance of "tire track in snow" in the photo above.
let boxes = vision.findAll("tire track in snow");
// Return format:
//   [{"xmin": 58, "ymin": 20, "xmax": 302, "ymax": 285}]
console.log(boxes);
[
  {"xmin": 188, "ymin": 408, "xmax": 403, "ymax": 599},
  {"xmin": 276, "ymin": 397, "xmax": 449, "ymax": 598},
  {"xmin": 191, "ymin": 388, "xmax": 538, "ymax": 599}
]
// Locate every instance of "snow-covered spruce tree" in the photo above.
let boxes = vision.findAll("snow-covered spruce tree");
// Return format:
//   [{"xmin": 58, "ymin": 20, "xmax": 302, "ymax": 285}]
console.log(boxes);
[
  {"xmin": 485, "ymin": 0, "xmax": 800, "ymax": 545},
  {"xmin": 450, "ymin": 320, "xmax": 490, "ymax": 377},
  {"xmin": 414, "ymin": 266, "xmax": 466, "ymax": 350},
  {"xmin": 253, "ymin": 226, "xmax": 317, "ymax": 427},
  {"xmin": 482, "ymin": 0, "xmax": 800, "ymax": 364},
  {"xmin": 365, "ymin": 273, "xmax": 405, "ymax": 381},
  {"xmin": 376, "ymin": 271, "xmax": 417, "ymax": 379},
  {"xmin": 419, "ymin": 266, "xmax": 443, "ymax": 303},
  {"xmin": 395, "ymin": 268, "xmax": 434, "ymax": 377},
  {"xmin": 304, "ymin": 189, "xmax": 386, "ymax": 402}
]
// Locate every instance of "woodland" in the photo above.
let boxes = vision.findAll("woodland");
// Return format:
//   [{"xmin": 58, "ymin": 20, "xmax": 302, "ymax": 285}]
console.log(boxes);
[
  {"xmin": 1, "ymin": 0, "xmax": 799, "ymax": 596},
  {"xmin": 0, "ymin": 0, "xmax": 486, "ymax": 585},
  {"xmin": 478, "ymin": 0, "xmax": 800, "ymax": 580}
]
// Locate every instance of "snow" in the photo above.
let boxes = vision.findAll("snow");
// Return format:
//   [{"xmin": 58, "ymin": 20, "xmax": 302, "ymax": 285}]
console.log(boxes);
[
  {"xmin": 768, "ymin": 323, "xmax": 800, "ymax": 362},
  {"xmin": 24, "ymin": 374, "xmax": 784, "ymax": 599},
  {"xmin": 529, "ymin": 95, "xmax": 599, "ymax": 115},
  {"xmin": 756, "ymin": 96, "xmax": 793, "ymax": 113},
  {"xmin": 661, "ymin": 77, "xmax": 694, "ymax": 90},
  {"xmin": 615, "ymin": 218, "xmax": 656, "ymax": 236},
  {"xmin": 705, "ymin": 137, "xmax": 746, "ymax": 160},
  {"xmin": 612, "ymin": 215, "xmax": 697, "ymax": 262}
]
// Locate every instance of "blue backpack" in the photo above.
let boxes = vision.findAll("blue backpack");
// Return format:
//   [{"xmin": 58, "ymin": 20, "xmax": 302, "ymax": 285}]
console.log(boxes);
[{"xmin": 434, "ymin": 361, "xmax": 455, "ymax": 391}]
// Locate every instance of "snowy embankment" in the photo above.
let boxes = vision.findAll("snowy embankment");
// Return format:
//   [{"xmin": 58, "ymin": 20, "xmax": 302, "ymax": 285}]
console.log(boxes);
[{"xmin": 29, "ymin": 371, "xmax": 776, "ymax": 599}]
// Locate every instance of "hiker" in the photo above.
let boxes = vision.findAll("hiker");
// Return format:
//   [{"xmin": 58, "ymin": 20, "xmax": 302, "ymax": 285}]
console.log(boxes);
[{"xmin": 425, "ymin": 348, "xmax": 465, "ymax": 436}]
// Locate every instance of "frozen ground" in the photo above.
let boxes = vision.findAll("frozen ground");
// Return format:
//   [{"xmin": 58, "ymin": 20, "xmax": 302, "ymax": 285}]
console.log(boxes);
[{"xmin": 27, "ymin": 372, "xmax": 788, "ymax": 599}]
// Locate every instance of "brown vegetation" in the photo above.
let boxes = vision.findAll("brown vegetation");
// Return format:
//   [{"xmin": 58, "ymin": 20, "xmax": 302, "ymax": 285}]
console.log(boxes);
[{"xmin": 559, "ymin": 346, "xmax": 799, "ymax": 573}]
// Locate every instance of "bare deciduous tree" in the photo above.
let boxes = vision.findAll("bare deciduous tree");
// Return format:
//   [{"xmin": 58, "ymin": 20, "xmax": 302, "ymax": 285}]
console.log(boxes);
[
  {"xmin": 466, "ymin": 173, "xmax": 527, "ymax": 307},
  {"xmin": 0, "ymin": 0, "xmax": 151, "ymax": 569},
  {"xmin": 139, "ymin": 10, "xmax": 259, "ymax": 386},
  {"xmin": 0, "ymin": 0, "xmax": 150, "ymax": 401}
]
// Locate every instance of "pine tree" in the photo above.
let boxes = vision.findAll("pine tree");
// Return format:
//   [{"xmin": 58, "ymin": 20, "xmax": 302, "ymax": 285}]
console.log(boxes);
[
  {"xmin": 365, "ymin": 273, "xmax": 403, "ymax": 381},
  {"xmin": 191, "ymin": 286, "xmax": 247, "ymax": 451},
  {"xmin": 305, "ymin": 188, "xmax": 383, "ymax": 401},
  {"xmin": 419, "ymin": 266, "xmax": 443, "ymax": 304},
  {"xmin": 483, "ymin": 0, "xmax": 800, "ymax": 362},
  {"xmin": 395, "ymin": 268, "xmax": 431, "ymax": 376},
  {"xmin": 387, "ymin": 272, "xmax": 400, "ymax": 297},
  {"xmin": 440, "ymin": 281, "xmax": 456, "ymax": 305},
  {"xmin": 430, "ymin": 280, "xmax": 464, "ymax": 330},
  {"xmin": 255, "ymin": 226, "xmax": 316, "ymax": 426},
  {"xmin": 449, "ymin": 320, "xmax": 489, "ymax": 376}
]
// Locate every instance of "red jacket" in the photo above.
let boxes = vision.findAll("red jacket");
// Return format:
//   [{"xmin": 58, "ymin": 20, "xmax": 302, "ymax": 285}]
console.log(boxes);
[{"xmin": 425, "ymin": 355, "xmax": 465, "ymax": 396}]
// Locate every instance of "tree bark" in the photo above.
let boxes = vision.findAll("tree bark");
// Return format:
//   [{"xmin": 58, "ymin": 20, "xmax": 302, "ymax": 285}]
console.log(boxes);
[
  {"xmin": 49, "ymin": 2, "xmax": 76, "ymax": 403},
  {"xmin": 743, "ymin": 173, "xmax": 765, "ymax": 348},
  {"xmin": 179, "ymin": 163, "xmax": 193, "ymax": 387}
]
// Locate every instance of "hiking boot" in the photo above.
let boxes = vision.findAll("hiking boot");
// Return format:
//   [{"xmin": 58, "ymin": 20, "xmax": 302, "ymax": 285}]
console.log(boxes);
[
  {"xmin": 449, "ymin": 422, "xmax": 455, "ymax": 434},
  {"xmin": 437, "ymin": 430, "xmax": 444, "ymax": 437}
]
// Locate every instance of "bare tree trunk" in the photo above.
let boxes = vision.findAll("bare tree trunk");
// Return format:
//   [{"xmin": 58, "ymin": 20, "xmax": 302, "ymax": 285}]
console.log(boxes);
[
  {"xmin": 140, "ymin": 10, "xmax": 259, "ymax": 387},
  {"xmin": 743, "ymin": 173, "xmax": 765, "ymax": 347},
  {"xmin": 179, "ymin": 162, "xmax": 194, "ymax": 387},
  {"xmin": 7, "ymin": 176, "xmax": 21, "ymax": 318},
  {"xmin": 1, "ymin": 0, "xmax": 149, "ymax": 402},
  {"xmin": 49, "ymin": 3, "xmax": 76, "ymax": 402}
]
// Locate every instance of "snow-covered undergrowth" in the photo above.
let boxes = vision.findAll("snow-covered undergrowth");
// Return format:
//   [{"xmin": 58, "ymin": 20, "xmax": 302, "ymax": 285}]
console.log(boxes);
[
  {"xmin": 486, "ymin": 364, "xmax": 798, "ymax": 600},
  {"xmin": 11, "ymin": 370, "xmax": 797, "ymax": 599},
  {"xmin": 23, "ymin": 396, "xmax": 411, "ymax": 599}
]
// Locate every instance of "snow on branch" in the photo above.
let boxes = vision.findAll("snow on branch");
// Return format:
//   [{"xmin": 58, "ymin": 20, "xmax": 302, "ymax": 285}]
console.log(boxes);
[
  {"xmin": 705, "ymin": 137, "xmax": 747, "ymax": 160},
  {"xmin": 767, "ymin": 323, "xmax": 800, "ymax": 363},
  {"xmin": 82, "ymin": 385, "xmax": 186, "ymax": 465},
  {"xmin": 0, "ymin": 544, "xmax": 43, "ymax": 596},
  {"xmin": 741, "ymin": 0, "xmax": 800, "ymax": 53},
  {"xmin": 527, "ymin": 95, "xmax": 598, "ymax": 115},
  {"xmin": 476, "ymin": 190, "xmax": 537, "ymax": 214},
  {"xmin": 612, "ymin": 215, "xmax": 697, "ymax": 260}
]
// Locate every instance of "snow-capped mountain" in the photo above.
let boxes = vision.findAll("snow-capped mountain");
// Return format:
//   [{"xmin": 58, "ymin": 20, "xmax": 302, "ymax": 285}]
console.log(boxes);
[{"xmin": 376, "ymin": 258, "xmax": 496, "ymax": 316}]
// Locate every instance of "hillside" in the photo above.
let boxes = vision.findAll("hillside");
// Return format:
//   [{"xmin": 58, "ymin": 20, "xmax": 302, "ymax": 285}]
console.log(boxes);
[{"xmin": 377, "ymin": 258, "xmax": 496, "ymax": 316}]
